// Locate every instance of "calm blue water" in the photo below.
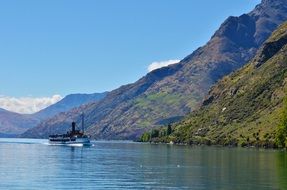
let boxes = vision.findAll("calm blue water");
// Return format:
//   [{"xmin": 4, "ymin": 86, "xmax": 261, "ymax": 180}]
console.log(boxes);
[{"xmin": 0, "ymin": 138, "xmax": 286, "ymax": 190}]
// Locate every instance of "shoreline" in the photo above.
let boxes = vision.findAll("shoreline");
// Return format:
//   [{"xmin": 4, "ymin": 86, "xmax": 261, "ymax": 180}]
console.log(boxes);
[{"xmin": 140, "ymin": 140, "xmax": 287, "ymax": 151}]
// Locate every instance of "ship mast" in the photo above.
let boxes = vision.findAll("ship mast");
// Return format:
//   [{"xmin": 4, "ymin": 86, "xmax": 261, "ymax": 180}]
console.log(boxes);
[{"xmin": 81, "ymin": 113, "xmax": 85, "ymax": 133}]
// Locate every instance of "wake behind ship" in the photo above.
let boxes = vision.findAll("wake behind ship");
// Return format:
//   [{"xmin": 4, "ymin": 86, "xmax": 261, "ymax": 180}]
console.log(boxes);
[{"xmin": 49, "ymin": 115, "xmax": 90, "ymax": 145}]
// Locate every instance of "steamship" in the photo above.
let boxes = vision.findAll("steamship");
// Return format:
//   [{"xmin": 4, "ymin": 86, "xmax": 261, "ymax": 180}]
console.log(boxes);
[{"xmin": 49, "ymin": 114, "xmax": 91, "ymax": 145}]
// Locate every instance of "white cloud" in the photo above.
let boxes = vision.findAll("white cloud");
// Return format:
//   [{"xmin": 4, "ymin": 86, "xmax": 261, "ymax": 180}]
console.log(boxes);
[
  {"xmin": 0, "ymin": 95, "xmax": 63, "ymax": 114},
  {"xmin": 148, "ymin": 59, "xmax": 180, "ymax": 72}
]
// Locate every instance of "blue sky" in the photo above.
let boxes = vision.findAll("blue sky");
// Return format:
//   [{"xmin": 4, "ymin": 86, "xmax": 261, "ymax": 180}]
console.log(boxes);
[{"xmin": 0, "ymin": 0, "xmax": 260, "ymax": 98}]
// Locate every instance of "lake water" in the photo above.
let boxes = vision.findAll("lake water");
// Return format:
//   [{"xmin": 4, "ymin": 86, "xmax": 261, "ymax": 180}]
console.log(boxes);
[{"xmin": 0, "ymin": 139, "xmax": 286, "ymax": 190}]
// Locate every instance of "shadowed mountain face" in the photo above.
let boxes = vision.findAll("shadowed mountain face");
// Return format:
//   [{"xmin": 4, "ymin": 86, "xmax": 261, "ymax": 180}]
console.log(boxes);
[
  {"xmin": 167, "ymin": 22, "xmax": 287, "ymax": 147},
  {"xmin": 22, "ymin": 0, "xmax": 287, "ymax": 140},
  {"xmin": 0, "ymin": 93, "xmax": 107, "ymax": 137}
]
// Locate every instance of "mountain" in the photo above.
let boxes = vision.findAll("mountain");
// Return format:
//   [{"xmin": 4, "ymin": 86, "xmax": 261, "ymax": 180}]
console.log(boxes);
[
  {"xmin": 156, "ymin": 21, "xmax": 287, "ymax": 148},
  {"xmin": 21, "ymin": 104, "xmax": 90, "ymax": 138},
  {"xmin": 33, "ymin": 92, "xmax": 107, "ymax": 120},
  {"xmin": 0, "ymin": 108, "xmax": 39, "ymax": 136},
  {"xmin": 22, "ymin": 0, "xmax": 287, "ymax": 140},
  {"xmin": 0, "ymin": 92, "xmax": 107, "ymax": 136}
]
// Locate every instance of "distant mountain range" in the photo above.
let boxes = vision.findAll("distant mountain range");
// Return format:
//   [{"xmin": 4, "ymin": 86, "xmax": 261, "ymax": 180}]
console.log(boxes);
[
  {"xmin": 0, "ymin": 108, "xmax": 38, "ymax": 136},
  {"xmin": 0, "ymin": 92, "xmax": 107, "ymax": 137},
  {"xmin": 33, "ymin": 92, "xmax": 107, "ymax": 120},
  {"xmin": 159, "ymin": 21, "xmax": 287, "ymax": 148},
  {"xmin": 20, "ymin": 0, "xmax": 287, "ymax": 140}
]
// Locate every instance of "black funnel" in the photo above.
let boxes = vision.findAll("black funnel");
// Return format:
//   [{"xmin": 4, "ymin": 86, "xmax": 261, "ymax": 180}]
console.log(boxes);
[{"xmin": 72, "ymin": 122, "xmax": 76, "ymax": 132}]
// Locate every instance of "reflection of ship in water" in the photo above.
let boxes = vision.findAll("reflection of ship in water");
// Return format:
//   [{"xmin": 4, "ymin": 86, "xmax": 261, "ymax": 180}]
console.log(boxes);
[{"xmin": 49, "ymin": 114, "xmax": 90, "ymax": 145}]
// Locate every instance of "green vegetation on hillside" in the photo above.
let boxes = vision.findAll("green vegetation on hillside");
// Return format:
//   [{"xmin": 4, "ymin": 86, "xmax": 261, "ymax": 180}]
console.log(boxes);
[{"xmin": 276, "ymin": 97, "xmax": 287, "ymax": 148}]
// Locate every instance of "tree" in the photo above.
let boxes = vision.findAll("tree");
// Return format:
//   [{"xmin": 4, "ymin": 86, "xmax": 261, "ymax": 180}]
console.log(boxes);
[
  {"xmin": 140, "ymin": 132, "xmax": 151, "ymax": 142},
  {"xmin": 159, "ymin": 130, "xmax": 166, "ymax": 137},
  {"xmin": 167, "ymin": 124, "xmax": 172, "ymax": 136},
  {"xmin": 151, "ymin": 129, "xmax": 159, "ymax": 138}
]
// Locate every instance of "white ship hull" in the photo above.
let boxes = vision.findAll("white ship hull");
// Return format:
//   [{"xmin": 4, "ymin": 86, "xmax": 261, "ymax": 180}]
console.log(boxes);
[{"xmin": 49, "ymin": 137, "xmax": 91, "ymax": 146}]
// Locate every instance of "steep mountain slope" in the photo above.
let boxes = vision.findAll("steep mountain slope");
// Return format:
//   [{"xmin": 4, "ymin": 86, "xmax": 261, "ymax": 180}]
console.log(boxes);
[
  {"xmin": 33, "ymin": 92, "xmax": 107, "ymax": 120},
  {"xmin": 163, "ymin": 22, "xmax": 287, "ymax": 147},
  {"xmin": 23, "ymin": 0, "xmax": 287, "ymax": 140},
  {"xmin": 0, "ymin": 108, "xmax": 39, "ymax": 136}
]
